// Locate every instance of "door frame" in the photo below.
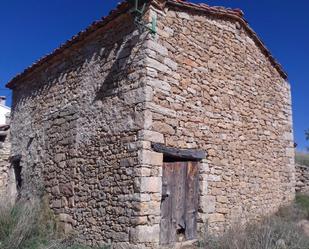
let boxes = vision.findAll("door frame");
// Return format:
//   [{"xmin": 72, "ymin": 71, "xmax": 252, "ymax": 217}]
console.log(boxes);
[{"xmin": 152, "ymin": 143, "xmax": 207, "ymax": 246}]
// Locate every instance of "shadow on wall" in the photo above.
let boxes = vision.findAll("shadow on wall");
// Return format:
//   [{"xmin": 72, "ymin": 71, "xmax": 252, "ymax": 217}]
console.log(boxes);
[
  {"xmin": 8, "ymin": 15, "xmax": 142, "ymax": 203},
  {"xmin": 11, "ymin": 17, "xmax": 138, "ymax": 112},
  {"xmin": 94, "ymin": 28, "xmax": 147, "ymax": 101},
  {"xmin": 5, "ymin": 155, "xmax": 22, "ymax": 204}
]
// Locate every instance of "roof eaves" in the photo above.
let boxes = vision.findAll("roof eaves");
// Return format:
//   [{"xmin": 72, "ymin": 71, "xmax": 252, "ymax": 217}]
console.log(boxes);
[{"xmin": 6, "ymin": 1, "xmax": 132, "ymax": 89}]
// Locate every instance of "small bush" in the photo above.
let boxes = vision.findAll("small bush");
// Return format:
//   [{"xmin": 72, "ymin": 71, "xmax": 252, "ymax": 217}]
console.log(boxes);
[
  {"xmin": 295, "ymin": 152, "xmax": 309, "ymax": 167},
  {"xmin": 296, "ymin": 194, "xmax": 309, "ymax": 218}
]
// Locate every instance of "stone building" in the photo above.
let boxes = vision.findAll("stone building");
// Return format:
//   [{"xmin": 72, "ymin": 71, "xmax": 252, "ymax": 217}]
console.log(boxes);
[
  {"xmin": 0, "ymin": 97, "xmax": 13, "ymax": 203},
  {"xmin": 6, "ymin": 0, "xmax": 295, "ymax": 248},
  {"xmin": 0, "ymin": 124, "xmax": 13, "ymax": 202},
  {"xmin": 296, "ymin": 163, "xmax": 309, "ymax": 193}
]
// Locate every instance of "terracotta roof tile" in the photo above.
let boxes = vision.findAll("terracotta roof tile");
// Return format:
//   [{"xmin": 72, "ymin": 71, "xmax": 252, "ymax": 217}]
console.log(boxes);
[{"xmin": 6, "ymin": 0, "xmax": 287, "ymax": 89}]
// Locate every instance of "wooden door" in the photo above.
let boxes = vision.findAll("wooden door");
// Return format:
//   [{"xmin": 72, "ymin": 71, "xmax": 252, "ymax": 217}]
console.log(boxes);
[{"xmin": 160, "ymin": 161, "xmax": 199, "ymax": 245}]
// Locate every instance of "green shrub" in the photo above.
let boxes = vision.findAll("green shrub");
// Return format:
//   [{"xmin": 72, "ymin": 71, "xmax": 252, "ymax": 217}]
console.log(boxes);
[{"xmin": 295, "ymin": 152, "xmax": 309, "ymax": 167}]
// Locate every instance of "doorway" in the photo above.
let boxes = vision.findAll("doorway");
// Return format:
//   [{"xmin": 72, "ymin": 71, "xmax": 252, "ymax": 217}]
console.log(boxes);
[
  {"xmin": 160, "ymin": 160, "xmax": 199, "ymax": 245},
  {"xmin": 11, "ymin": 156, "xmax": 22, "ymax": 191}
]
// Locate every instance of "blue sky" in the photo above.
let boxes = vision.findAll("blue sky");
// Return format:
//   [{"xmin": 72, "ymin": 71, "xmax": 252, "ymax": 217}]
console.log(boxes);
[{"xmin": 0, "ymin": 0, "xmax": 308, "ymax": 150}]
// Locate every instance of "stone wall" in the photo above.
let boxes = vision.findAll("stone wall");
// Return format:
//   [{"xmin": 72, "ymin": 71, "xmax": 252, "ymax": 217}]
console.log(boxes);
[
  {"xmin": 144, "ymin": 4, "xmax": 295, "ymax": 234},
  {"xmin": 9, "ymin": 12, "xmax": 158, "ymax": 248},
  {"xmin": 0, "ymin": 127, "xmax": 13, "ymax": 203},
  {"xmin": 296, "ymin": 163, "xmax": 309, "ymax": 193}
]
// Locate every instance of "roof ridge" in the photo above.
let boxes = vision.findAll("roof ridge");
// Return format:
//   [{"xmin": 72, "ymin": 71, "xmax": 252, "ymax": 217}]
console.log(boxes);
[
  {"xmin": 168, "ymin": 0, "xmax": 244, "ymax": 17},
  {"xmin": 6, "ymin": 0, "xmax": 287, "ymax": 88},
  {"xmin": 166, "ymin": 0, "xmax": 287, "ymax": 79}
]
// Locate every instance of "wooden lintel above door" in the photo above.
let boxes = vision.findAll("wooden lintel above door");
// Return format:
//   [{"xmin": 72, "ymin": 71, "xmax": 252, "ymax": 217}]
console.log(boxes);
[{"xmin": 151, "ymin": 143, "xmax": 207, "ymax": 161}]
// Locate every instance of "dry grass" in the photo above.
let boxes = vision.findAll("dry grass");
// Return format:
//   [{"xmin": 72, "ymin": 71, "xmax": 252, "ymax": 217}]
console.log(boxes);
[
  {"xmin": 3, "ymin": 196, "xmax": 309, "ymax": 249},
  {"xmin": 202, "ymin": 218, "xmax": 309, "ymax": 249},
  {"xmin": 0, "ymin": 198, "xmax": 107, "ymax": 249},
  {"xmin": 0, "ymin": 197, "xmax": 62, "ymax": 249},
  {"xmin": 201, "ymin": 200, "xmax": 309, "ymax": 249}
]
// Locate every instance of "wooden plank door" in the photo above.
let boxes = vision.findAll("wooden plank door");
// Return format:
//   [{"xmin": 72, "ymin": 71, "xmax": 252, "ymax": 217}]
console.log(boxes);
[
  {"xmin": 185, "ymin": 161, "xmax": 199, "ymax": 240},
  {"xmin": 160, "ymin": 161, "xmax": 174, "ymax": 244},
  {"xmin": 160, "ymin": 161, "xmax": 199, "ymax": 245}
]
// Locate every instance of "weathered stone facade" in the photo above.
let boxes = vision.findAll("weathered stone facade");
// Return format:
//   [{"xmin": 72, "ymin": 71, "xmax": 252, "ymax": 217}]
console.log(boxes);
[
  {"xmin": 296, "ymin": 164, "xmax": 309, "ymax": 193},
  {"xmin": 0, "ymin": 102, "xmax": 13, "ymax": 203},
  {"xmin": 148, "ymin": 2, "xmax": 295, "ymax": 234},
  {"xmin": 8, "ymin": 12, "xmax": 155, "ymax": 248},
  {"xmin": 6, "ymin": 0, "xmax": 295, "ymax": 248},
  {"xmin": 0, "ymin": 125, "xmax": 15, "ymax": 204}
]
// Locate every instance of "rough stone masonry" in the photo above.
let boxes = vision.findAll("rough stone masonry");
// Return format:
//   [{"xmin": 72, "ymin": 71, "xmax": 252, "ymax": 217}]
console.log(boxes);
[
  {"xmin": 296, "ymin": 164, "xmax": 309, "ymax": 193},
  {"xmin": 5, "ymin": 0, "xmax": 295, "ymax": 248},
  {"xmin": 0, "ymin": 125, "xmax": 13, "ymax": 203}
]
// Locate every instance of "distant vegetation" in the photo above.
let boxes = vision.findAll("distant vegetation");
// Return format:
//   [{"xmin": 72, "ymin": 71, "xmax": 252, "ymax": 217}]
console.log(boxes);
[{"xmin": 295, "ymin": 152, "xmax": 309, "ymax": 167}]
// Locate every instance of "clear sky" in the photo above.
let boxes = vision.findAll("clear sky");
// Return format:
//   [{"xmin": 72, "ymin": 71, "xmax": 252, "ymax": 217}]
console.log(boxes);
[{"xmin": 1, "ymin": 0, "xmax": 308, "ymax": 150}]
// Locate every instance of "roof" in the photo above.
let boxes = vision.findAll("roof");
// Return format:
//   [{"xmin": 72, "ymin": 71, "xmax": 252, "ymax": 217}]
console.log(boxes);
[{"xmin": 6, "ymin": 0, "xmax": 287, "ymax": 89}]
